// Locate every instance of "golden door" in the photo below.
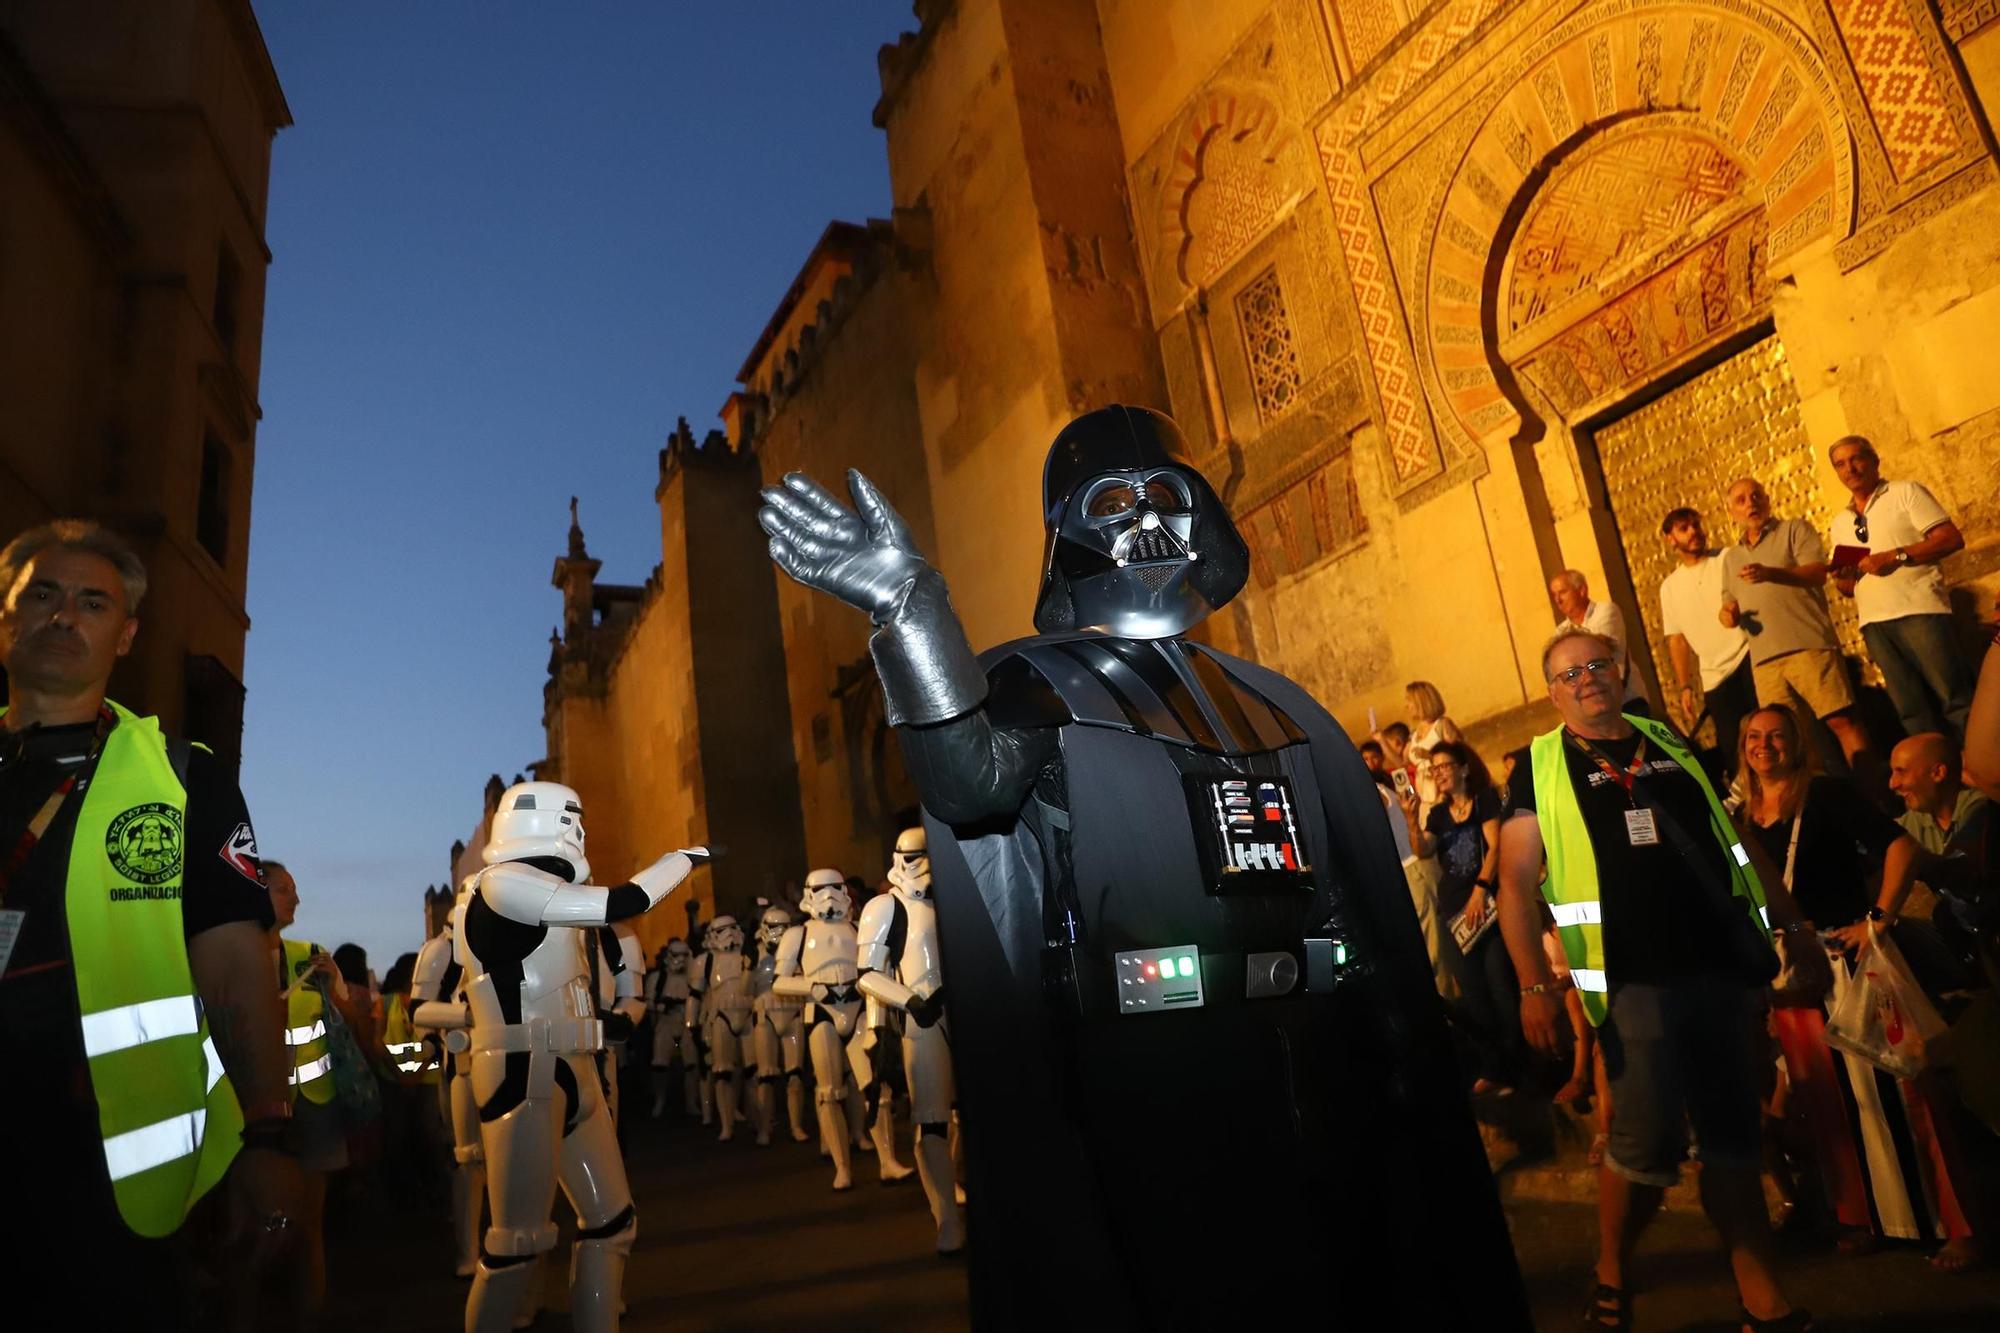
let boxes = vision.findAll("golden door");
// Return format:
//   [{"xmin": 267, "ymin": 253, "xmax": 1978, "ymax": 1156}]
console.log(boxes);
[{"xmin": 1590, "ymin": 334, "xmax": 1868, "ymax": 743}]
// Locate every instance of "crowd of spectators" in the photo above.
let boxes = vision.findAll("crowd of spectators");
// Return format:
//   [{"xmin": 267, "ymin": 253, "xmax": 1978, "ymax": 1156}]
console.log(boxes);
[{"xmin": 1360, "ymin": 435, "xmax": 1998, "ymax": 1330}]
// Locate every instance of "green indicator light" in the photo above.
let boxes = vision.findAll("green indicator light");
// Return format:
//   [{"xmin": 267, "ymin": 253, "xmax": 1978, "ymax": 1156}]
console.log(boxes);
[
  {"xmin": 1158, "ymin": 957, "xmax": 1177, "ymax": 979},
  {"xmin": 1178, "ymin": 955, "xmax": 1195, "ymax": 976},
  {"xmin": 1334, "ymin": 943, "xmax": 1348, "ymax": 965}
]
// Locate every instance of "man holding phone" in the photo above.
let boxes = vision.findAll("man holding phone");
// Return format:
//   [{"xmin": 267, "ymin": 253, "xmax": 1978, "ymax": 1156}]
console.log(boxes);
[{"xmin": 1826, "ymin": 436, "xmax": 1972, "ymax": 740}]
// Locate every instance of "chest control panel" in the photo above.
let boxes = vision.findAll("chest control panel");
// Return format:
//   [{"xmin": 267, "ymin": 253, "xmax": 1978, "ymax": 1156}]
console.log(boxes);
[{"xmin": 1115, "ymin": 945, "xmax": 1204, "ymax": 1014}]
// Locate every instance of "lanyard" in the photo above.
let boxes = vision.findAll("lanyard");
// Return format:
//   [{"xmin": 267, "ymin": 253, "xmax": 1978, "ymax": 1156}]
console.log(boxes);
[
  {"xmin": 0, "ymin": 705, "xmax": 116, "ymax": 909},
  {"xmin": 1566, "ymin": 730, "xmax": 1648, "ymax": 797}
]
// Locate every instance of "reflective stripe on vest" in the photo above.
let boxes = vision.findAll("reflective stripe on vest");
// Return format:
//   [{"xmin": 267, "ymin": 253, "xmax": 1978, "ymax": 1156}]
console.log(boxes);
[
  {"xmin": 6, "ymin": 700, "xmax": 247, "ymax": 1236},
  {"xmin": 1532, "ymin": 715, "xmax": 1770, "ymax": 1027},
  {"xmin": 280, "ymin": 939, "xmax": 335, "ymax": 1103}
]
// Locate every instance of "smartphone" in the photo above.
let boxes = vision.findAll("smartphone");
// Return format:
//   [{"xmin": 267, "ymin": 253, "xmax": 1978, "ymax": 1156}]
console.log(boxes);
[
  {"xmin": 1366, "ymin": 704, "xmax": 1379, "ymax": 734},
  {"xmin": 1391, "ymin": 769, "xmax": 1414, "ymax": 799}
]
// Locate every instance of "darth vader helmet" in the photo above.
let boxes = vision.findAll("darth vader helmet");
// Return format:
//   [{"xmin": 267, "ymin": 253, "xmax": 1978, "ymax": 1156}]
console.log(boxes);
[{"xmin": 1032, "ymin": 406, "xmax": 1248, "ymax": 639}]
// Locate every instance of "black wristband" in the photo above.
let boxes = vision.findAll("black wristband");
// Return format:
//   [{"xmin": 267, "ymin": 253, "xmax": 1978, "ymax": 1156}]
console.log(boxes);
[{"xmin": 240, "ymin": 1118, "xmax": 296, "ymax": 1155}]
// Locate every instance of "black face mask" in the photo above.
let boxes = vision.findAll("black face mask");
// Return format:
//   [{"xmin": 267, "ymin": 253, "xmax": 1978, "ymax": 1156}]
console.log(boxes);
[{"xmin": 1032, "ymin": 406, "xmax": 1249, "ymax": 639}]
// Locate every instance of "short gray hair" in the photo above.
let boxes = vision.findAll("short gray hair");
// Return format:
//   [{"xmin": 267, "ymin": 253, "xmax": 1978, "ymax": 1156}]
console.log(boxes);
[
  {"xmin": 0, "ymin": 520, "xmax": 147, "ymax": 612},
  {"xmin": 1827, "ymin": 434, "xmax": 1877, "ymax": 463},
  {"xmin": 1551, "ymin": 568, "xmax": 1588, "ymax": 593},
  {"xmin": 1541, "ymin": 625, "xmax": 1619, "ymax": 681}
]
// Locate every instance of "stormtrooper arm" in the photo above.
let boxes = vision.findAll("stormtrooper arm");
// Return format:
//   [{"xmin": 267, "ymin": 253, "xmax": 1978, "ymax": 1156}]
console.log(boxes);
[
  {"xmin": 769, "ymin": 925, "xmax": 813, "ymax": 999},
  {"xmin": 412, "ymin": 999, "xmax": 469, "ymax": 1031},
  {"xmin": 610, "ymin": 930, "xmax": 646, "ymax": 1028},
  {"xmin": 854, "ymin": 896, "xmax": 914, "ymax": 1012},
  {"xmin": 685, "ymin": 955, "xmax": 709, "ymax": 1029},
  {"xmin": 410, "ymin": 934, "xmax": 450, "ymax": 1005},
  {"xmin": 479, "ymin": 850, "xmax": 709, "ymax": 928}
]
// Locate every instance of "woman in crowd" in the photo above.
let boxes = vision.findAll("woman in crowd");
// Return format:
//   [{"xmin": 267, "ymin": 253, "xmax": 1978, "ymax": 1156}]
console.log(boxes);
[
  {"xmin": 1403, "ymin": 680, "xmax": 1464, "ymax": 821},
  {"xmin": 1733, "ymin": 704, "xmax": 1974, "ymax": 1257},
  {"xmin": 1404, "ymin": 740, "xmax": 1517, "ymax": 1093}
]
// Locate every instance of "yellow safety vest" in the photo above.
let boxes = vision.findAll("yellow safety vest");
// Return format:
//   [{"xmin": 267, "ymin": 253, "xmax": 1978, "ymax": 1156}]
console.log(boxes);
[
  {"xmin": 1, "ymin": 700, "xmax": 244, "ymax": 1237},
  {"xmin": 279, "ymin": 938, "xmax": 335, "ymax": 1104},
  {"xmin": 380, "ymin": 992, "xmax": 438, "ymax": 1082},
  {"xmin": 1532, "ymin": 714, "xmax": 1770, "ymax": 1026}
]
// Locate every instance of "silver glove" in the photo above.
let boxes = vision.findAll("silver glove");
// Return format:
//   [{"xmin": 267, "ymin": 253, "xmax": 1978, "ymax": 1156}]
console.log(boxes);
[{"xmin": 758, "ymin": 470, "xmax": 986, "ymax": 726}]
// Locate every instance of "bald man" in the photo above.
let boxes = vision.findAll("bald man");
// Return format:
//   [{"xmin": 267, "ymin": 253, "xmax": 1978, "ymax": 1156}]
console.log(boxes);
[
  {"xmin": 1884, "ymin": 732, "xmax": 1992, "ymax": 920},
  {"xmin": 1549, "ymin": 570, "xmax": 1648, "ymax": 714}
]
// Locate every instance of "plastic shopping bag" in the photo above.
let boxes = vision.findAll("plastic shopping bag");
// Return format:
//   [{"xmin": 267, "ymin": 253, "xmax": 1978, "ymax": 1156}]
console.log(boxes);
[{"xmin": 1823, "ymin": 926, "xmax": 1950, "ymax": 1080}]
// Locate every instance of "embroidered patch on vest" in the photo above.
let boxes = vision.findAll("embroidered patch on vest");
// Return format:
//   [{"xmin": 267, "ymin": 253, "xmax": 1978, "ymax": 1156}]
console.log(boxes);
[{"xmin": 105, "ymin": 802, "xmax": 185, "ymax": 885}]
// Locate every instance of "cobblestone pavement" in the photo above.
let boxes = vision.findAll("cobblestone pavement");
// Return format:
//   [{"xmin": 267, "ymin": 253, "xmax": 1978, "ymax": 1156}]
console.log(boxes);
[{"xmin": 326, "ymin": 1108, "xmax": 1997, "ymax": 1331}]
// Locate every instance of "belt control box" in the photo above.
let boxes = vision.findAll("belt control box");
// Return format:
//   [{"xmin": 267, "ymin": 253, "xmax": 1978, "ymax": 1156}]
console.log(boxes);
[{"xmin": 1115, "ymin": 945, "xmax": 1204, "ymax": 1014}]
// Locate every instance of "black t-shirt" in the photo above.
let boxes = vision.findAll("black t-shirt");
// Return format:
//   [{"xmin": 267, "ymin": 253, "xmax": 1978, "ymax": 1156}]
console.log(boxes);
[
  {"xmin": 1506, "ymin": 730, "xmax": 1743, "ymax": 986},
  {"xmin": 0, "ymin": 714, "xmax": 273, "ymax": 1268},
  {"xmin": 1744, "ymin": 776, "xmax": 1903, "ymax": 928},
  {"xmin": 1426, "ymin": 788, "xmax": 1502, "ymax": 918}
]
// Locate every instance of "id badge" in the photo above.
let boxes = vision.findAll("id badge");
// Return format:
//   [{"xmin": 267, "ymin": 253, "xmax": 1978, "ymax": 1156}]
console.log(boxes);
[
  {"xmin": 0, "ymin": 908, "xmax": 24, "ymax": 976},
  {"xmin": 1624, "ymin": 807, "xmax": 1660, "ymax": 847}
]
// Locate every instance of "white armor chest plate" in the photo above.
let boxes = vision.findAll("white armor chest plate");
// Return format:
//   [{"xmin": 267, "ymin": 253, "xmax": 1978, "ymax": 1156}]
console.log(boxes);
[
  {"xmin": 895, "ymin": 891, "xmax": 944, "ymax": 996},
  {"xmin": 458, "ymin": 921, "xmax": 599, "ymax": 1053},
  {"xmin": 802, "ymin": 919, "xmax": 859, "ymax": 985},
  {"xmin": 520, "ymin": 929, "xmax": 597, "ymax": 1023},
  {"xmin": 705, "ymin": 951, "xmax": 752, "ymax": 1017}
]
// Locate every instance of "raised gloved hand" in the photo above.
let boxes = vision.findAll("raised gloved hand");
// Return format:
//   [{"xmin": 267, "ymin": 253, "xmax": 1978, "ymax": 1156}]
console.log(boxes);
[
  {"xmin": 759, "ymin": 471, "xmax": 986, "ymax": 727},
  {"xmin": 759, "ymin": 470, "xmax": 930, "ymax": 622}
]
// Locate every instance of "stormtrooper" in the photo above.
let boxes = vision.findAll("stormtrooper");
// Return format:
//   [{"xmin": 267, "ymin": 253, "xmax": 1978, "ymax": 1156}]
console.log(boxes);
[
  {"xmin": 646, "ymin": 938, "xmax": 698, "ymax": 1119},
  {"xmin": 748, "ymin": 905, "xmax": 812, "ymax": 1146},
  {"xmin": 686, "ymin": 914, "xmax": 754, "ymax": 1141},
  {"xmin": 459, "ymin": 780, "xmax": 710, "ymax": 1333},
  {"xmin": 847, "ymin": 960, "xmax": 915, "ymax": 1185},
  {"xmin": 770, "ymin": 870, "xmax": 869, "ymax": 1189},
  {"xmin": 760, "ymin": 406, "xmax": 1527, "ymax": 1326},
  {"xmin": 856, "ymin": 827, "xmax": 962, "ymax": 1252},
  {"xmin": 412, "ymin": 877, "xmax": 481, "ymax": 1278}
]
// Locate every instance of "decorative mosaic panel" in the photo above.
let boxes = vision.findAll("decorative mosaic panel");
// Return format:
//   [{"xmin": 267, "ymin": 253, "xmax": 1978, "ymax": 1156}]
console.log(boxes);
[
  {"xmin": 1235, "ymin": 267, "xmax": 1306, "ymax": 423},
  {"xmin": 1240, "ymin": 449, "xmax": 1367, "ymax": 586},
  {"xmin": 1157, "ymin": 88, "xmax": 1289, "ymax": 291},
  {"xmin": 1506, "ymin": 127, "xmax": 1750, "ymax": 339},
  {"xmin": 1592, "ymin": 334, "xmax": 1868, "ymax": 708},
  {"xmin": 1413, "ymin": 5, "xmax": 1855, "ymax": 453},
  {"xmin": 1827, "ymin": 0, "xmax": 1963, "ymax": 182},
  {"xmin": 1329, "ymin": 0, "xmax": 1411, "ymax": 72},
  {"xmin": 1939, "ymin": 0, "xmax": 2000, "ymax": 41},
  {"xmin": 1314, "ymin": 0, "xmax": 1507, "ymax": 490}
]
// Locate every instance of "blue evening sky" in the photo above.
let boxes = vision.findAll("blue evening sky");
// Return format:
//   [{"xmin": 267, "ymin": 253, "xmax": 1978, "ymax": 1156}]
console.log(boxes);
[{"xmin": 244, "ymin": 2, "xmax": 915, "ymax": 970}]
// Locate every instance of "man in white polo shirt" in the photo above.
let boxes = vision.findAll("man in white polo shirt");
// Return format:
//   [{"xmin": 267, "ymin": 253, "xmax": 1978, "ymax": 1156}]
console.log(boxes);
[
  {"xmin": 1550, "ymin": 569, "xmax": 1650, "ymax": 715},
  {"xmin": 1657, "ymin": 507, "xmax": 1754, "ymax": 770},
  {"xmin": 1827, "ymin": 436, "xmax": 1972, "ymax": 739}
]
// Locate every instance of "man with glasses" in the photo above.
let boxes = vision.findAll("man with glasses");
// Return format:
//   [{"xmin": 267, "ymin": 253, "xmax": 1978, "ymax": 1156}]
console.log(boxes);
[
  {"xmin": 1495, "ymin": 627, "xmax": 1828, "ymax": 1333},
  {"xmin": 1827, "ymin": 436, "xmax": 1972, "ymax": 740}
]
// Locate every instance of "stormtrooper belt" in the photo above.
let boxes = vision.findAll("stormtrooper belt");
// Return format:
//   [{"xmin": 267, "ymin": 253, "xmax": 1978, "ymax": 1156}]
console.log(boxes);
[
  {"xmin": 472, "ymin": 1016, "xmax": 603, "ymax": 1055},
  {"xmin": 812, "ymin": 982, "xmax": 860, "ymax": 1005}
]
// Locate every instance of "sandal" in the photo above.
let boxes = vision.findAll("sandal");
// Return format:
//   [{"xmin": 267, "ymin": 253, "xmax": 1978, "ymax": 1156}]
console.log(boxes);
[
  {"xmin": 1739, "ymin": 1306, "xmax": 1814, "ymax": 1332},
  {"xmin": 1580, "ymin": 1282, "xmax": 1629, "ymax": 1330}
]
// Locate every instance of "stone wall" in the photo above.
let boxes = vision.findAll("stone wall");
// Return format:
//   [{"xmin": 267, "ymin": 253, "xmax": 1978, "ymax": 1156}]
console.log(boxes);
[{"xmin": 750, "ymin": 235, "xmax": 938, "ymax": 884}]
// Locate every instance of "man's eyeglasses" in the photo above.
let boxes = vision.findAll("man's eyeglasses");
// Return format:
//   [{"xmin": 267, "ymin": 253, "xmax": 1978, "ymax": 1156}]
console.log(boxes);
[{"xmin": 1549, "ymin": 659, "xmax": 1617, "ymax": 687}]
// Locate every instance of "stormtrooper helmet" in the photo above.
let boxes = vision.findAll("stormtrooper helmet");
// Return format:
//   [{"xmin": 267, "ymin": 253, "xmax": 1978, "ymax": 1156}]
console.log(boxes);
[
  {"xmin": 800, "ymin": 868, "xmax": 852, "ymax": 923},
  {"xmin": 664, "ymin": 938, "xmax": 691, "ymax": 973},
  {"xmin": 704, "ymin": 915, "xmax": 744, "ymax": 954},
  {"xmin": 483, "ymin": 781, "xmax": 589, "ymax": 882},
  {"xmin": 887, "ymin": 827, "xmax": 930, "ymax": 900},
  {"xmin": 1032, "ymin": 405, "xmax": 1249, "ymax": 640},
  {"xmin": 756, "ymin": 905, "xmax": 793, "ymax": 954}
]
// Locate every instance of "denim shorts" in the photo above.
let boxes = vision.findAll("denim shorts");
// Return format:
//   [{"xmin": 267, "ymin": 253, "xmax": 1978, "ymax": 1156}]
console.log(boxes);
[{"xmin": 1598, "ymin": 977, "xmax": 1765, "ymax": 1186}]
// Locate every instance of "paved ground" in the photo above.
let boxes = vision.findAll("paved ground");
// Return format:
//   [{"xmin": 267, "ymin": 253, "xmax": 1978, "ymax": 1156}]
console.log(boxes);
[{"xmin": 324, "ymin": 1101, "xmax": 2000, "ymax": 1331}]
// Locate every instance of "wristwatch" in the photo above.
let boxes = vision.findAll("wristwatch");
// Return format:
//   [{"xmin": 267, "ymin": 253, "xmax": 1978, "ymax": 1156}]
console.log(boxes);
[{"xmin": 1894, "ymin": 548, "xmax": 1911, "ymax": 566}]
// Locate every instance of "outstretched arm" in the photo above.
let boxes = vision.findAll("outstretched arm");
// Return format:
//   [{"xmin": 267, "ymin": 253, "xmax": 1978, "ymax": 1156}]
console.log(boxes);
[
  {"xmin": 763, "ymin": 470, "xmax": 1057, "ymax": 824},
  {"xmin": 479, "ymin": 849, "xmax": 710, "ymax": 928}
]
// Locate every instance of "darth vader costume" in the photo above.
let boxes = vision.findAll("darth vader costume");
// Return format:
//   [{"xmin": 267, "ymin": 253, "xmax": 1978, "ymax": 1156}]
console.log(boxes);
[{"xmin": 760, "ymin": 406, "xmax": 1527, "ymax": 1328}]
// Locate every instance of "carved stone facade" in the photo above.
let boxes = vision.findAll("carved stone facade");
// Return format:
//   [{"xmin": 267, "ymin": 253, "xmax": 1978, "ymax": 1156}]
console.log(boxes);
[{"xmin": 531, "ymin": 0, "xmax": 2000, "ymax": 885}]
